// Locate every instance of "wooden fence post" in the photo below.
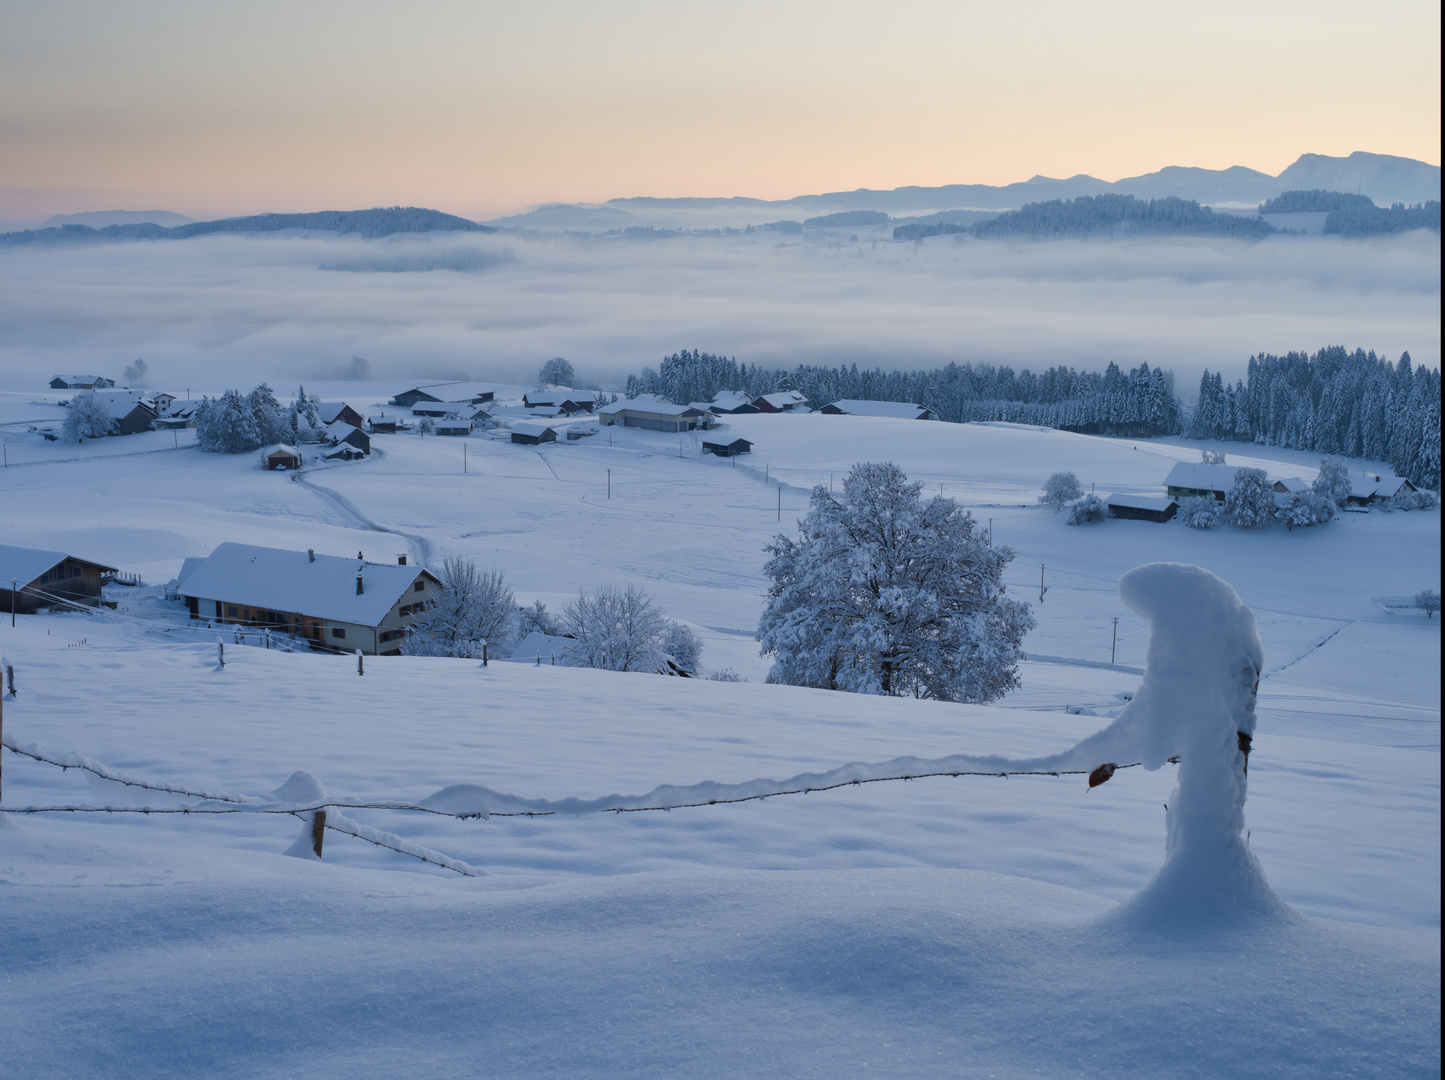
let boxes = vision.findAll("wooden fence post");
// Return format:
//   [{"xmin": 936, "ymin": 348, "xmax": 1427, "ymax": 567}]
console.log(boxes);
[
  {"xmin": 218, "ymin": 642, "xmax": 225, "ymax": 667},
  {"xmin": 312, "ymin": 809, "xmax": 327, "ymax": 858}
]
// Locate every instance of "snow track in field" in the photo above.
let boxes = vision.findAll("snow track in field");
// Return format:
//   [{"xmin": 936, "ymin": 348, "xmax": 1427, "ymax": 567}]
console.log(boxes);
[{"xmin": 292, "ymin": 468, "xmax": 436, "ymax": 568}]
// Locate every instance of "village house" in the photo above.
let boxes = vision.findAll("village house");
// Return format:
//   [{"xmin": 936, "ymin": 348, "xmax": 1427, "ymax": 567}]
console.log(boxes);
[
  {"xmin": 317, "ymin": 402, "xmax": 366, "ymax": 430},
  {"xmin": 50, "ymin": 375, "xmax": 115, "ymax": 390},
  {"xmin": 598, "ymin": 396, "xmax": 717, "ymax": 432},
  {"xmin": 389, "ymin": 382, "xmax": 496, "ymax": 408},
  {"xmin": 1163, "ymin": 461, "xmax": 1240, "ymax": 502},
  {"xmin": 177, "ymin": 543, "xmax": 441, "ymax": 656},
  {"xmin": 708, "ymin": 391, "xmax": 759, "ymax": 415},
  {"xmin": 434, "ymin": 418, "xmax": 474, "ymax": 436},
  {"xmin": 0, "ymin": 543, "xmax": 118, "ymax": 615},
  {"xmin": 751, "ymin": 391, "xmax": 809, "ymax": 413},
  {"xmin": 523, "ymin": 390, "xmax": 597, "ymax": 414},
  {"xmin": 820, "ymin": 399, "xmax": 937, "ymax": 420},
  {"xmin": 325, "ymin": 421, "xmax": 371, "ymax": 456},
  {"xmin": 1349, "ymin": 472, "xmax": 1417, "ymax": 507},
  {"xmin": 1272, "ymin": 477, "xmax": 1309, "ymax": 495},
  {"xmin": 1105, "ymin": 493, "xmax": 1178, "ymax": 523},
  {"xmin": 702, "ymin": 437, "xmax": 753, "ymax": 457},
  {"xmin": 77, "ymin": 390, "xmax": 160, "ymax": 436},
  {"xmin": 511, "ymin": 421, "xmax": 559, "ymax": 445},
  {"xmin": 154, "ymin": 403, "xmax": 198, "ymax": 429}
]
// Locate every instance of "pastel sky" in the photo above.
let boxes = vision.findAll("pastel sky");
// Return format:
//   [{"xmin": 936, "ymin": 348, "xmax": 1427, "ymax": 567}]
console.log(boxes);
[{"xmin": 2, "ymin": 0, "xmax": 1440, "ymax": 223}]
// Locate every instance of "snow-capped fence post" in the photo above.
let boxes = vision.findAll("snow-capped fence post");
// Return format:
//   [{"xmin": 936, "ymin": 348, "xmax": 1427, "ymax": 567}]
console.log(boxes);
[
  {"xmin": 5, "ymin": 664, "xmax": 14, "ymax": 697},
  {"xmin": 311, "ymin": 809, "xmax": 326, "ymax": 859},
  {"xmin": 356, "ymin": 649, "xmax": 364, "ymax": 676},
  {"xmin": 217, "ymin": 642, "xmax": 224, "ymax": 668}
]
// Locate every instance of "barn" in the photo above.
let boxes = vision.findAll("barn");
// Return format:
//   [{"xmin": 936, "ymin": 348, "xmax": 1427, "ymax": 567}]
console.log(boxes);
[
  {"xmin": 1164, "ymin": 461, "xmax": 1239, "ymax": 502},
  {"xmin": 820, "ymin": 399, "xmax": 937, "ymax": 420},
  {"xmin": 751, "ymin": 391, "xmax": 808, "ymax": 413},
  {"xmin": 263, "ymin": 445, "xmax": 302, "ymax": 470},
  {"xmin": 511, "ymin": 421, "xmax": 559, "ymax": 445},
  {"xmin": 1106, "ymin": 493, "xmax": 1178, "ymax": 523},
  {"xmin": 702, "ymin": 437, "xmax": 753, "ymax": 457},
  {"xmin": 598, "ymin": 396, "xmax": 716, "ymax": 432},
  {"xmin": 0, "ymin": 543, "xmax": 118, "ymax": 614}
]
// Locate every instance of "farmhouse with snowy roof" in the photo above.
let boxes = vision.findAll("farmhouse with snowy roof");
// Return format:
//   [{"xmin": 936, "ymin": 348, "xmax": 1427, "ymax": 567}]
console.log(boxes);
[
  {"xmin": 317, "ymin": 402, "xmax": 366, "ymax": 429},
  {"xmin": 73, "ymin": 389, "xmax": 161, "ymax": 436},
  {"xmin": 50, "ymin": 375, "xmax": 115, "ymax": 390},
  {"xmin": 708, "ymin": 391, "xmax": 759, "ymax": 415},
  {"xmin": 598, "ymin": 396, "xmax": 717, "ymax": 432},
  {"xmin": 1105, "ymin": 493, "xmax": 1178, "ymax": 523},
  {"xmin": 1348, "ymin": 471, "xmax": 1417, "ymax": 506},
  {"xmin": 751, "ymin": 391, "xmax": 808, "ymax": 413},
  {"xmin": 178, "ymin": 543, "xmax": 440, "ymax": 655},
  {"xmin": 389, "ymin": 382, "xmax": 496, "ymax": 408},
  {"xmin": 523, "ymin": 390, "xmax": 597, "ymax": 414},
  {"xmin": 820, "ymin": 399, "xmax": 938, "ymax": 421},
  {"xmin": 511, "ymin": 420, "xmax": 559, "ymax": 444},
  {"xmin": 0, "ymin": 543, "xmax": 118, "ymax": 615},
  {"xmin": 325, "ymin": 421, "xmax": 371, "ymax": 456},
  {"xmin": 1164, "ymin": 461, "xmax": 1240, "ymax": 502}
]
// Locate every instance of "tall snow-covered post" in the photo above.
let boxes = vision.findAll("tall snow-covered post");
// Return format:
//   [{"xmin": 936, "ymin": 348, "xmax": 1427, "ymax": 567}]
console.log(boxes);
[{"xmin": 1104, "ymin": 562, "xmax": 1287, "ymax": 928}]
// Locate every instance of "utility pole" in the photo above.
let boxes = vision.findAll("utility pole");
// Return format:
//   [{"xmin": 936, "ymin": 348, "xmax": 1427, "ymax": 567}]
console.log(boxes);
[
  {"xmin": 607, "ymin": 469, "xmax": 611, "ymax": 499},
  {"xmin": 464, "ymin": 443, "xmax": 467, "ymax": 473},
  {"xmin": 1039, "ymin": 564, "xmax": 1046, "ymax": 603},
  {"xmin": 10, "ymin": 580, "xmax": 16, "ymax": 626},
  {"xmin": 777, "ymin": 487, "xmax": 781, "ymax": 521},
  {"xmin": 1111, "ymin": 617, "xmax": 1119, "ymax": 664}
]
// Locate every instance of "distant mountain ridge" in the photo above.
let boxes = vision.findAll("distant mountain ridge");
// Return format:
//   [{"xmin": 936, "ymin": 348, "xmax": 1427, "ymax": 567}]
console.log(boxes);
[
  {"xmin": 1, "ymin": 206, "xmax": 492, "ymax": 246},
  {"xmin": 487, "ymin": 152, "xmax": 1439, "ymax": 231}
]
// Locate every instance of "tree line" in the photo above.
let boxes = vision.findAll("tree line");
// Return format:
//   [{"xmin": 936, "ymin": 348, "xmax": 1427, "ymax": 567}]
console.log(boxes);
[
  {"xmin": 1188, "ymin": 347, "xmax": 1441, "ymax": 489},
  {"xmin": 625, "ymin": 350, "xmax": 1185, "ymax": 437}
]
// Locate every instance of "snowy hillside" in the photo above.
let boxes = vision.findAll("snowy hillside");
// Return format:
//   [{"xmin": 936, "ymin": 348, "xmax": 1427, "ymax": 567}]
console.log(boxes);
[{"xmin": 1, "ymin": 403, "xmax": 1438, "ymax": 1077}]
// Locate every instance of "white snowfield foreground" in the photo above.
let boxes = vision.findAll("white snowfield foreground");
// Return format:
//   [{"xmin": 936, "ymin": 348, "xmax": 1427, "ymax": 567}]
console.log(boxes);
[{"xmin": 1, "ymin": 563, "xmax": 1438, "ymax": 1078}]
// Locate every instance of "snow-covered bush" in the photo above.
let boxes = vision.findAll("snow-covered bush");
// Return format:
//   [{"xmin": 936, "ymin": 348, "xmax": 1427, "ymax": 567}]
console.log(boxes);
[
  {"xmin": 1039, "ymin": 471, "xmax": 1083, "ymax": 510},
  {"xmin": 1067, "ymin": 494, "xmax": 1107, "ymax": 525},
  {"xmin": 1225, "ymin": 467, "xmax": 1275, "ymax": 528},
  {"xmin": 706, "ymin": 668, "xmax": 744, "ymax": 682},
  {"xmin": 538, "ymin": 357, "xmax": 575, "ymax": 387},
  {"xmin": 402, "ymin": 560, "xmax": 517, "ymax": 658},
  {"xmin": 557, "ymin": 584, "xmax": 693, "ymax": 674},
  {"xmin": 1276, "ymin": 491, "xmax": 1334, "ymax": 531},
  {"xmin": 759, "ymin": 461, "xmax": 1034, "ymax": 702},
  {"xmin": 1312, "ymin": 455, "xmax": 1353, "ymax": 506},
  {"xmin": 1200, "ymin": 449, "xmax": 1227, "ymax": 465},
  {"xmin": 1177, "ymin": 496, "xmax": 1220, "ymax": 529},
  {"xmin": 61, "ymin": 393, "xmax": 115, "ymax": 442},
  {"xmin": 1416, "ymin": 589, "xmax": 1441, "ymax": 619}
]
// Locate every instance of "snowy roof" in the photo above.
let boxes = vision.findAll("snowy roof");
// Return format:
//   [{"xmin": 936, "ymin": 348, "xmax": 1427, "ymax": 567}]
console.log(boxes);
[
  {"xmin": 1106, "ymin": 493, "xmax": 1177, "ymax": 512},
  {"xmin": 512, "ymin": 420, "xmax": 558, "ymax": 437},
  {"xmin": 758, "ymin": 391, "xmax": 807, "ymax": 408},
  {"xmin": 0, "ymin": 542, "xmax": 116, "ymax": 585},
  {"xmin": 1274, "ymin": 477, "xmax": 1309, "ymax": 494},
  {"xmin": 262, "ymin": 444, "xmax": 301, "ymax": 457},
  {"xmin": 711, "ymin": 391, "xmax": 752, "ymax": 405},
  {"xmin": 178, "ymin": 543, "xmax": 433, "ymax": 626},
  {"xmin": 162, "ymin": 403, "xmax": 197, "ymax": 417},
  {"xmin": 1164, "ymin": 462, "xmax": 1240, "ymax": 492},
  {"xmin": 412, "ymin": 381, "xmax": 497, "ymax": 401},
  {"xmin": 77, "ymin": 389, "xmax": 156, "ymax": 418},
  {"xmin": 1374, "ymin": 476, "xmax": 1413, "ymax": 498},
  {"xmin": 825, "ymin": 399, "xmax": 929, "ymax": 419},
  {"xmin": 174, "ymin": 556, "xmax": 207, "ymax": 590},
  {"xmin": 506, "ymin": 631, "xmax": 572, "ymax": 664},
  {"xmin": 316, "ymin": 402, "xmax": 357, "ymax": 424},
  {"xmin": 525, "ymin": 389, "xmax": 597, "ymax": 406},
  {"xmin": 434, "ymin": 419, "xmax": 473, "ymax": 430},
  {"xmin": 599, "ymin": 398, "xmax": 704, "ymax": 418},
  {"xmin": 53, "ymin": 375, "xmax": 110, "ymax": 384},
  {"xmin": 325, "ymin": 421, "xmax": 364, "ymax": 441}
]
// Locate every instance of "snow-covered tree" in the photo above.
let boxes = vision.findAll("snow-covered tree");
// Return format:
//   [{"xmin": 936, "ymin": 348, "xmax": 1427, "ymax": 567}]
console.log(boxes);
[
  {"xmin": 1416, "ymin": 589, "xmax": 1440, "ymax": 618},
  {"xmin": 1226, "ymin": 467, "xmax": 1276, "ymax": 528},
  {"xmin": 516, "ymin": 600, "xmax": 561, "ymax": 638},
  {"xmin": 1178, "ymin": 496, "xmax": 1221, "ymax": 529},
  {"xmin": 1276, "ymin": 491, "xmax": 1334, "ymax": 531},
  {"xmin": 289, "ymin": 386, "xmax": 323, "ymax": 443},
  {"xmin": 1312, "ymin": 455, "xmax": 1353, "ymax": 506},
  {"xmin": 122, "ymin": 358, "xmax": 148, "ymax": 388},
  {"xmin": 538, "ymin": 357, "xmax": 576, "ymax": 387},
  {"xmin": 1039, "ymin": 471, "xmax": 1083, "ymax": 510},
  {"xmin": 1067, "ymin": 494, "xmax": 1107, "ymax": 525},
  {"xmin": 1201, "ymin": 449, "xmax": 1227, "ymax": 465},
  {"xmin": 401, "ymin": 559, "xmax": 516, "ymax": 658},
  {"xmin": 61, "ymin": 393, "xmax": 115, "ymax": 442},
  {"xmin": 418, "ymin": 416, "xmax": 436, "ymax": 435},
  {"xmin": 758, "ymin": 461, "xmax": 1034, "ymax": 702},
  {"xmin": 661, "ymin": 621, "xmax": 702, "ymax": 674},
  {"xmin": 247, "ymin": 384, "xmax": 289, "ymax": 447},
  {"xmin": 556, "ymin": 584, "xmax": 676, "ymax": 673}
]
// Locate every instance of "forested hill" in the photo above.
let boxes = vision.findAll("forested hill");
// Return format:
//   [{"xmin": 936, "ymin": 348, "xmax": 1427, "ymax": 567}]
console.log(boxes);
[
  {"xmin": 970, "ymin": 195, "xmax": 1274, "ymax": 240},
  {"xmin": 1259, "ymin": 190, "xmax": 1375, "ymax": 214},
  {"xmin": 0, "ymin": 207, "xmax": 491, "ymax": 246},
  {"xmin": 1323, "ymin": 201, "xmax": 1440, "ymax": 237}
]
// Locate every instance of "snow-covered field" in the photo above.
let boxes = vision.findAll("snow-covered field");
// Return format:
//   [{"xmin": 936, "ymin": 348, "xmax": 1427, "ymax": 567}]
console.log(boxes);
[{"xmin": 1, "ymin": 397, "xmax": 1438, "ymax": 1077}]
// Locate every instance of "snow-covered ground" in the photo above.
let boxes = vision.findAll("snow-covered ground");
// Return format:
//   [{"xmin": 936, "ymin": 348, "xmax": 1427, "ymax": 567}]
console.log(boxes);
[{"xmin": 1, "ymin": 402, "xmax": 1438, "ymax": 1077}]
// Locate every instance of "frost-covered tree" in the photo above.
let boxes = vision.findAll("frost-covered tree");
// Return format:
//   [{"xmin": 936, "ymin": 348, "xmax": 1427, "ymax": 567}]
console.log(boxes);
[
  {"xmin": 247, "ymin": 384, "xmax": 289, "ymax": 447},
  {"xmin": 1276, "ymin": 491, "xmax": 1334, "ymax": 531},
  {"xmin": 62, "ymin": 393, "xmax": 115, "ymax": 442},
  {"xmin": 661, "ymin": 621, "xmax": 702, "ymax": 674},
  {"xmin": 1312, "ymin": 455, "xmax": 1354, "ymax": 506},
  {"xmin": 538, "ymin": 357, "xmax": 576, "ymax": 387},
  {"xmin": 758, "ymin": 461, "xmax": 1034, "ymax": 702},
  {"xmin": 289, "ymin": 386, "xmax": 323, "ymax": 443},
  {"xmin": 418, "ymin": 416, "xmax": 436, "ymax": 435},
  {"xmin": 1201, "ymin": 450, "xmax": 1227, "ymax": 465},
  {"xmin": 122, "ymin": 358, "xmax": 148, "ymax": 388},
  {"xmin": 1416, "ymin": 589, "xmax": 1441, "ymax": 618},
  {"xmin": 1225, "ymin": 467, "xmax": 1276, "ymax": 528},
  {"xmin": 1039, "ymin": 471, "xmax": 1083, "ymax": 510},
  {"xmin": 557, "ymin": 584, "xmax": 676, "ymax": 673},
  {"xmin": 516, "ymin": 600, "xmax": 561, "ymax": 638},
  {"xmin": 1067, "ymin": 494, "xmax": 1107, "ymax": 525},
  {"xmin": 1178, "ymin": 496, "xmax": 1221, "ymax": 529},
  {"xmin": 402, "ymin": 559, "xmax": 516, "ymax": 658}
]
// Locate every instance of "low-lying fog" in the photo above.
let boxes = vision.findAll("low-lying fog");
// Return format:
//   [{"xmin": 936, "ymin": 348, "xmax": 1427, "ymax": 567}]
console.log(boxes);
[{"xmin": 0, "ymin": 228, "xmax": 1436, "ymax": 391}]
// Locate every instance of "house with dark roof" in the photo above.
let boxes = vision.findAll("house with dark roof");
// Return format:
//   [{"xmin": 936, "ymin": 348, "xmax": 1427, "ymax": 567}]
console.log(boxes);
[
  {"xmin": 0, "ymin": 543, "xmax": 118, "ymax": 614},
  {"xmin": 325, "ymin": 421, "xmax": 371, "ymax": 456},
  {"xmin": 178, "ymin": 543, "xmax": 441, "ymax": 655}
]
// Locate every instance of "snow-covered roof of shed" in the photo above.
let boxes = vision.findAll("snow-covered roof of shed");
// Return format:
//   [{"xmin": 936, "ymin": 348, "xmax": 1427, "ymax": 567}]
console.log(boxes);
[
  {"xmin": 0, "ymin": 542, "xmax": 116, "ymax": 585},
  {"xmin": 1163, "ymin": 461, "xmax": 1242, "ymax": 491},
  {"xmin": 262, "ymin": 444, "xmax": 301, "ymax": 457},
  {"xmin": 413, "ymin": 381, "xmax": 497, "ymax": 400},
  {"xmin": 178, "ymin": 543, "xmax": 433, "ymax": 626},
  {"xmin": 1106, "ymin": 493, "xmax": 1177, "ymax": 512},
  {"xmin": 512, "ymin": 420, "xmax": 558, "ymax": 437},
  {"xmin": 174, "ymin": 556, "xmax": 207, "ymax": 591},
  {"xmin": 53, "ymin": 375, "xmax": 109, "ymax": 384},
  {"xmin": 826, "ymin": 399, "xmax": 928, "ymax": 419}
]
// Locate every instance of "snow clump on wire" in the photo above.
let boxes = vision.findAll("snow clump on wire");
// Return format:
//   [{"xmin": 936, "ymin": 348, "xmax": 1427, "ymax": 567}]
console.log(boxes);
[
  {"xmin": 556, "ymin": 584, "xmax": 702, "ymax": 675},
  {"xmin": 1039, "ymin": 470, "xmax": 1083, "ymax": 510},
  {"xmin": 1178, "ymin": 497, "xmax": 1220, "ymax": 529},
  {"xmin": 1225, "ymin": 467, "xmax": 1275, "ymax": 528},
  {"xmin": 758, "ymin": 461, "xmax": 1034, "ymax": 702},
  {"xmin": 402, "ymin": 558, "xmax": 517, "ymax": 658},
  {"xmin": 1067, "ymin": 494, "xmax": 1107, "ymax": 525}
]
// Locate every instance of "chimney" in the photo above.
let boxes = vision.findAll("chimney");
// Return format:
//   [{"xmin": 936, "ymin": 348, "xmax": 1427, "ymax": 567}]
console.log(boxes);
[
  {"xmin": 356, "ymin": 574, "xmax": 364, "ymax": 595},
  {"xmin": 308, "ymin": 548, "xmax": 315, "ymax": 563},
  {"xmin": 398, "ymin": 555, "xmax": 407, "ymax": 565}
]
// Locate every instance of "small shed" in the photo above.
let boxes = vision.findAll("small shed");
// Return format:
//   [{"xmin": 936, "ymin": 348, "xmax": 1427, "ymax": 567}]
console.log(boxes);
[
  {"xmin": 264, "ymin": 445, "xmax": 302, "ymax": 470},
  {"xmin": 368, "ymin": 417, "xmax": 398, "ymax": 434},
  {"xmin": 435, "ymin": 418, "xmax": 474, "ymax": 436},
  {"xmin": 511, "ymin": 421, "xmax": 558, "ymax": 445},
  {"xmin": 1106, "ymin": 493, "xmax": 1178, "ymax": 523},
  {"xmin": 702, "ymin": 437, "xmax": 753, "ymax": 457}
]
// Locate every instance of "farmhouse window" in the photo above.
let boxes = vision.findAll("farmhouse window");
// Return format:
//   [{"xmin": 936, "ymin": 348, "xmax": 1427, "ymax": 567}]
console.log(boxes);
[
  {"xmin": 414, "ymin": 581, "xmax": 425, "ymax": 592},
  {"xmin": 332, "ymin": 627, "xmax": 346, "ymax": 639},
  {"xmin": 227, "ymin": 606, "xmax": 239, "ymax": 617}
]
